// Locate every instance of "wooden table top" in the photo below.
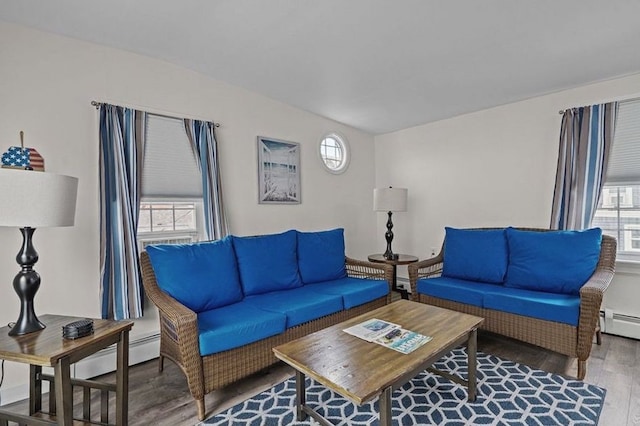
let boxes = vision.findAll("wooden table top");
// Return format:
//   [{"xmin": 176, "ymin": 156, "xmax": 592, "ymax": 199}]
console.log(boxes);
[
  {"xmin": 273, "ymin": 300, "xmax": 483, "ymax": 405},
  {"xmin": 0, "ymin": 314, "xmax": 133, "ymax": 366},
  {"xmin": 368, "ymin": 254, "xmax": 419, "ymax": 265}
]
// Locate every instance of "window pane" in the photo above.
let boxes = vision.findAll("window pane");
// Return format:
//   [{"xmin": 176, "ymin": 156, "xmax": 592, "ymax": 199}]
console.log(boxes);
[
  {"xmin": 138, "ymin": 208, "xmax": 151, "ymax": 233},
  {"xmin": 319, "ymin": 134, "xmax": 348, "ymax": 173},
  {"xmin": 139, "ymin": 201, "xmax": 198, "ymax": 234},
  {"xmin": 592, "ymin": 185, "xmax": 640, "ymax": 261},
  {"xmin": 174, "ymin": 208, "xmax": 195, "ymax": 230},
  {"xmin": 152, "ymin": 209, "xmax": 176, "ymax": 232}
]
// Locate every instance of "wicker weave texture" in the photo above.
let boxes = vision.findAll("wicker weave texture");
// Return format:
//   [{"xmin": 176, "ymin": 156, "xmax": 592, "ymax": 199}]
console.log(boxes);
[
  {"xmin": 140, "ymin": 251, "xmax": 394, "ymax": 420},
  {"xmin": 408, "ymin": 228, "xmax": 616, "ymax": 380}
]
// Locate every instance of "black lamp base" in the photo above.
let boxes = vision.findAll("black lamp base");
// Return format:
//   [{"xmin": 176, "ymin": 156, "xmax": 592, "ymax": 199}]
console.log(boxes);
[
  {"xmin": 382, "ymin": 211, "xmax": 399, "ymax": 260},
  {"xmin": 9, "ymin": 314, "xmax": 45, "ymax": 336},
  {"xmin": 8, "ymin": 227, "xmax": 46, "ymax": 336}
]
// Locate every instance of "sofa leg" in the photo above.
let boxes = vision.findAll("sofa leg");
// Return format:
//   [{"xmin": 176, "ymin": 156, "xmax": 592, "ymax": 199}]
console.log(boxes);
[
  {"xmin": 158, "ymin": 354, "xmax": 164, "ymax": 372},
  {"xmin": 197, "ymin": 398, "xmax": 206, "ymax": 421},
  {"xmin": 577, "ymin": 360, "xmax": 586, "ymax": 380},
  {"xmin": 596, "ymin": 328, "xmax": 602, "ymax": 345}
]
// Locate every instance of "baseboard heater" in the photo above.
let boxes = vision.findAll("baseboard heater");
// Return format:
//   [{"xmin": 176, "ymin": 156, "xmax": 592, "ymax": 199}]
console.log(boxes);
[
  {"xmin": 74, "ymin": 332, "xmax": 160, "ymax": 380},
  {"xmin": 397, "ymin": 277, "xmax": 411, "ymax": 292},
  {"xmin": 600, "ymin": 309, "xmax": 640, "ymax": 340}
]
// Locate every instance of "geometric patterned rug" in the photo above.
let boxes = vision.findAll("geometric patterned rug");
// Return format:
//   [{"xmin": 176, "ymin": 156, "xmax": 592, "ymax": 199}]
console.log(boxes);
[{"xmin": 200, "ymin": 348, "xmax": 606, "ymax": 426}]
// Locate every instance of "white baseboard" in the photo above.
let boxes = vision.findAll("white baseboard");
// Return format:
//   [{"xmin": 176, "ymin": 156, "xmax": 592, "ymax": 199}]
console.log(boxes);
[
  {"xmin": 74, "ymin": 332, "xmax": 160, "ymax": 379},
  {"xmin": 601, "ymin": 309, "xmax": 640, "ymax": 340},
  {"xmin": 0, "ymin": 332, "xmax": 160, "ymax": 405}
]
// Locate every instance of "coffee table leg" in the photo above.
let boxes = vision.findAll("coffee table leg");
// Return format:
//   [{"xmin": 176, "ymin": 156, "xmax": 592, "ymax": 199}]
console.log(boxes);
[
  {"xmin": 296, "ymin": 370, "xmax": 307, "ymax": 421},
  {"xmin": 467, "ymin": 328, "xmax": 478, "ymax": 402},
  {"xmin": 379, "ymin": 386, "xmax": 392, "ymax": 426}
]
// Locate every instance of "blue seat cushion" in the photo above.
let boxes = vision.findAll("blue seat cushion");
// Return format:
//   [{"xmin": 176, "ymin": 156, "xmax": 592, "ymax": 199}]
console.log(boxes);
[
  {"xmin": 244, "ymin": 286, "xmax": 344, "ymax": 328},
  {"xmin": 306, "ymin": 277, "xmax": 389, "ymax": 309},
  {"xmin": 505, "ymin": 228, "xmax": 602, "ymax": 295},
  {"xmin": 483, "ymin": 286, "xmax": 580, "ymax": 326},
  {"xmin": 232, "ymin": 229, "xmax": 302, "ymax": 296},
  {"xmin": 442, "ymin": 227, "xmax": 508, "ymax": 284},
  {"xmin": 416, "ymin": 277, "xmax": 503, "ymax": 308},
  {"xmin": 146, "ymin": 237, "xmax": 243, "ymax": 313},
  {"xmin": 197, "ymin": 301, "xmax": 286, "ymax": 356},
  {"xmin": 297, "ymin": 228, "xmax": 347, "ymax": 284}
]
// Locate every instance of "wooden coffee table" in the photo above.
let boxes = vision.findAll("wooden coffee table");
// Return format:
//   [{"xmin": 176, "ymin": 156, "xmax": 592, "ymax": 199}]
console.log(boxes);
[{"xmin": 273, "ymin": 300, "xmax": 484, "ymax": 426}]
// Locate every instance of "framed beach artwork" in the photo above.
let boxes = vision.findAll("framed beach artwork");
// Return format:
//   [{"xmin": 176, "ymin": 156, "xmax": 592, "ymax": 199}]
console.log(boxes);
[{"xmin": 257, "ymin": 136, "xmax": 301, "ymax": 204}]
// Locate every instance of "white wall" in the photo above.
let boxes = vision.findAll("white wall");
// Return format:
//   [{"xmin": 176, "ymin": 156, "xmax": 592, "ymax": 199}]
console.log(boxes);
[
  {"xmin": 374, "ymin": 72, "xmax": 640, "ymax": 328},
  {"xmin": 0, "ymin": 22, "xmax": 377, "ymax": 396}
]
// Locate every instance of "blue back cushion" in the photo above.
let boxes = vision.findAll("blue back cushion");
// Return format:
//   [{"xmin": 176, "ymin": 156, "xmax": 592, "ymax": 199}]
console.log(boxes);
[
  {"xmin": 505, "ymin": 228, "xmax": 602, "ymax": 295},
  {"xmin": 233, "ymin": 229, "xmax": 302, "ymax": 296},
  {"xmin": 297, "ymin": 228, "xmax": 347, "ymax": 284},
  {"xmin": 146, "ymin": 237, "xmax": 244, "ymax": 313},
  {"xmin": 442, "ymin": 227, "xmax": 508, "ymax": 284}
]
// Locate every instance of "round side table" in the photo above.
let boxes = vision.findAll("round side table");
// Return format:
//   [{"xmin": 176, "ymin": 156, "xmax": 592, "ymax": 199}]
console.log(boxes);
[{"xmin": 368, "ymin": 254, "xmax": 419, "ymax": 300}]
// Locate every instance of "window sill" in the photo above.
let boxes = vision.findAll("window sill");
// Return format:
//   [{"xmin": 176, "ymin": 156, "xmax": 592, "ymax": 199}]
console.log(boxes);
[{"xmin": 614, "ymin": 259, "xmax": 640, "ymax": 274}]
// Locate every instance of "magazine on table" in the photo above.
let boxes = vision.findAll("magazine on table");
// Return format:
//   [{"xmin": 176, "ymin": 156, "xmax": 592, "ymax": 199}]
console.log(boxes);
[
  {"xmin": 373, "ymin": 327, "xmax": 432, "ymax": 354},
  {"xmin": 343, "ymin": 318, "xmax": 401, "ymax": 342},
  {"xmin": 343, "ymin": 318, "xmax": 432, "ymax": 354}
]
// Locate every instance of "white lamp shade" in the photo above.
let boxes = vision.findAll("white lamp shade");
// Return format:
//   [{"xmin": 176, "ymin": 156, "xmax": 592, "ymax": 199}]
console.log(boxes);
[
  {"xmin": 0, "ymin": 168, "xmax": 78, "ymax": 227},
  {"xmin": 373, "ymin": 187, "xmax": 408, "ymax": 212}
]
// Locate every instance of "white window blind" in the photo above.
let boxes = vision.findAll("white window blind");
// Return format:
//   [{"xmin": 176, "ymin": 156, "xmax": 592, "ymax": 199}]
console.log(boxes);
[
  {"xmin": 142, "ymin": 114, "xmax": 202, "ymax": 198},
  {"xmin": 606, "ymin": 99, "xmax": 640, "ymax": 184}
]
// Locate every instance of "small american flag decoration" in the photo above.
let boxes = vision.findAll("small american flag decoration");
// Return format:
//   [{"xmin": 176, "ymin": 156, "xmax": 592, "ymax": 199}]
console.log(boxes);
[{"xmin": 1, "ymin": 131, "xmax": 45, "ymax": 171}]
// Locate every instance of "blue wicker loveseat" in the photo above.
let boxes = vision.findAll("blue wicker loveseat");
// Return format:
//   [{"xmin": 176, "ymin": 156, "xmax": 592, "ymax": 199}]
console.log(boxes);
[{"xmin": 409, "ymin": 227, "xmax": 616, "ymax": 380}]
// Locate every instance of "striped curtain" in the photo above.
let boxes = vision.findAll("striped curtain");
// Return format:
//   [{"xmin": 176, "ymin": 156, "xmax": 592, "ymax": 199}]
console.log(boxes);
[
  {"xmin": 550, "ymin": 102, "xmax": 618, "ymax": 230},
  {"xmin": 99, "ymin": 104, "xmax": 147, "ymax": 320},
  {"xmin": 184, "ymin": 119, "xmax": 229, "ymax": 240}
]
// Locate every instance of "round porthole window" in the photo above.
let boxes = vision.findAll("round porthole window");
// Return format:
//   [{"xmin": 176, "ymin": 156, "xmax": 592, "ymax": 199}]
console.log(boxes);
[{"xmin": 319, "ymin": 132, "xmax": 350, "ymax": 174}]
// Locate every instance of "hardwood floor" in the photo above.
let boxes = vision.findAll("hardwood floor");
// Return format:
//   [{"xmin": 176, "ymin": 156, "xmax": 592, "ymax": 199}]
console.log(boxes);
[{"xmin": 4, "ymin": 331, "xmax": 640, "ymax": 425}]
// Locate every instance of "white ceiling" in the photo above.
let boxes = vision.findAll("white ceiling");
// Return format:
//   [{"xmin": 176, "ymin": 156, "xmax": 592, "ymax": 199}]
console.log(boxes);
[{"xmin": 2, "ymin": 0, "xmax": 640, "ymax": 135}]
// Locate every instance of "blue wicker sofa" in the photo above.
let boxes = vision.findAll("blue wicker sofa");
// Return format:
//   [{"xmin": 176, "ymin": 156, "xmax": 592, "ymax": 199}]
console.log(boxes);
[
  {"xmin": 140, "ymin": 228, "xmax": 393, "ymax": 420},
  {"xmin": 408, "ymin": 227, "xmax": 616, "ymax": 380}
]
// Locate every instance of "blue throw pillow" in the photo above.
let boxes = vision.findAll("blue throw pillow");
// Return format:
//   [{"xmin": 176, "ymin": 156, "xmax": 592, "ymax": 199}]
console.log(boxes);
[
  {"xmin": 297, "ymin": 228, "xmax": 347, "ymax": 284},
  {"xmin": 146, "ymin": 237, "xmax": 244, "ymax": 313},
  {"xmin": 505, "ymin": 228, "xmax": 602, "ymax": 295},
  {"xmin": 441, "ymin": 227, "xmax": 508, "ymax": 284},
  {"xmin": 233, "ymin": 229, "xmax": 302, "ymax": 296}
]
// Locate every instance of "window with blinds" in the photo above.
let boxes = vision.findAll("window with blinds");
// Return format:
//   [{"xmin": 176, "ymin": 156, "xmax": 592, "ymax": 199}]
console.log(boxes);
[
  {"xmin": 592, "ymin": 99, "xmax": 640, "ymax": 261},
  {"xmin": 138, "ymin": 114, "xmax": 203, "ymax": 249},
  {"xmin": 142, "ymin": 114, "xmax": 202, "ymax": 198}
]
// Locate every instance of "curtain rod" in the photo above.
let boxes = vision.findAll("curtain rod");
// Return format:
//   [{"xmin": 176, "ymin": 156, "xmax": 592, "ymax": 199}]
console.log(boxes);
[
  {"xmin": 91, "ymin": 101, "xmax": 220, "ymax": 127},
  {"xmin": 558, "ymin": 94, "xmax": 640, "ymax": 115}
]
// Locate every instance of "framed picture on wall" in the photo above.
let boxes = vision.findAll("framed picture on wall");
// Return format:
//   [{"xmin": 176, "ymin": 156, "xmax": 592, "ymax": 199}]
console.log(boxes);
[{"xmin": 257, "ymin": 136, "xmax": 301, "ymax": 204}]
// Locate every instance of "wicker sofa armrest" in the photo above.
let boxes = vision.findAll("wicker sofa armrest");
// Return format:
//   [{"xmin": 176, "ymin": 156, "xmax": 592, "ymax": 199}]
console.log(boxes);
[
  {"xmin": 139, "ymin": 252, "xmax": 203, "ymax": 393},
  {"xmin": 574, "ymin": 234, "xmax": 616, "ymax": 375},
  {"xmin": 578, "ymin": 234, "xmax": 617, "ymax": 321},
  {"xmin": 345, "ymin": 256, "xmax": 394, "ymax": 302},
  {"xmin": 577, "ymin": 269, "xmax": 614, "ymax": 359},
  {"xmin": 408, "ymin": 253, "xmax": 444, "ymax": 301}
]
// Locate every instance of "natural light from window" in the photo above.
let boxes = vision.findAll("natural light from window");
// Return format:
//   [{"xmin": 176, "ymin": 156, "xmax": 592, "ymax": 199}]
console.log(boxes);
[
  {"xmin": 593, "ymin": 185, "xmax": 640, "ymax": 261},
  {"xmin": 591, "ymin": 99, "xmax": 640, "ymax": 261},
  {"xmin": 319, "ymin": 133, "xmax": 349, "ymax": 174},
  {"xmin": 138, "ymin": 201, "xmax": 198, "ymax": 249}
]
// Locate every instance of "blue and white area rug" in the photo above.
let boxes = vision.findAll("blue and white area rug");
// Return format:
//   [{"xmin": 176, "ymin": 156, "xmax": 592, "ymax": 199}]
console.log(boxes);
[{"xmin": 200, "ymin": 348, "xmax": 605, "ymax": 425}]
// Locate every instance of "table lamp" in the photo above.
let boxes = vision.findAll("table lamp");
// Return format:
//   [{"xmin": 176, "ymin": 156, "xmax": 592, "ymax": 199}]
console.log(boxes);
[
  {"xmin": 373, "ymin": 187, "xmax": 408, "ymax": 260},
  {"xmin": 0, "ymin": 168, "xmax": 78, "ymax": 336}
]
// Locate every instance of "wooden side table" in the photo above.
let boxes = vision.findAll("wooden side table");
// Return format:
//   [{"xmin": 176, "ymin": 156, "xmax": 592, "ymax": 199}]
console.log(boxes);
[
  {"xmin": 368, "ymin": 254, "xmax": 419, "ymax": 300},
  {"xmin": 0, "ymin": 314, "xmax": 133, "ymax": 426}
]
